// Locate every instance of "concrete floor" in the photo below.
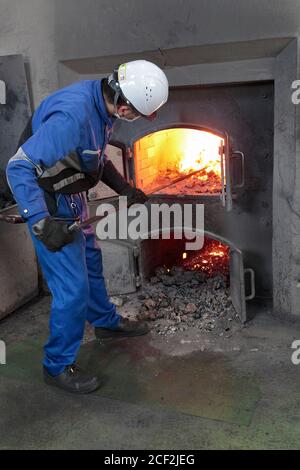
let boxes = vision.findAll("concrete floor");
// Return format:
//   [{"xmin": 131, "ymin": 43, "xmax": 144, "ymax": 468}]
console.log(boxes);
[{"xmin": 1, "ymin": 294, "xmax": 300, "ymax": 450}]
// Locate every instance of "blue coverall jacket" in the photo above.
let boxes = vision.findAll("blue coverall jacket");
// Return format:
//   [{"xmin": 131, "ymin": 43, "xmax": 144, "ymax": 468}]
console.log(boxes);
[{"xmin": 6, "ymin": 80, "xmax": 121, "ymax": 375}]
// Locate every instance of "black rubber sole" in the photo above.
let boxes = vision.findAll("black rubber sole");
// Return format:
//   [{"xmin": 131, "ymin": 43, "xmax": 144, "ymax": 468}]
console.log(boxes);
[{"xmin": 95, "ymin": 326, "xmax": 149, "ymax": 339}]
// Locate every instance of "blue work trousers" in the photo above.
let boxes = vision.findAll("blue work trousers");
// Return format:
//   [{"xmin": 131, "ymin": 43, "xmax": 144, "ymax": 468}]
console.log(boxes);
[{"xmin": 28, "ymin": 192, "xmax": 120, "ymax": 376}]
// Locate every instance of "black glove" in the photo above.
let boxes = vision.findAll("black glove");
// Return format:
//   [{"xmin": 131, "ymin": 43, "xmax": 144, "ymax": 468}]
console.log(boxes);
[
  {"xmin": 0, "ymin": 169, "xmax": 15, "ymax": 209},
  {"xmin": 101, "ymin": 159, "xmax": 129, "ymax": 194},
  {"xmin": 101, "ymin": 159, "xmax": 148, "ymax": 207},
  {"xmin": 119, "ymin": 186, "xmax": 149, "ymax": 207},
  {"xmin": 32, "ymin": 217, "xmax": 75, "ymax": 252}
]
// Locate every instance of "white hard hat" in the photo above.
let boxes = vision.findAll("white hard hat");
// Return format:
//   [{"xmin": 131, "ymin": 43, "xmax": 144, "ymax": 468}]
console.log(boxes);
[{"xmin": 108, "ymin": 60, "xmax": 169, "ymax": 118}]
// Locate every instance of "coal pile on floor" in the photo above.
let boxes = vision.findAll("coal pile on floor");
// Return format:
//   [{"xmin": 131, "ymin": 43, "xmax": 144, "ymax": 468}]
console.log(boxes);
[{"xmin": 136, "ymin": 266, "xmax": 238, "ymax": 336}]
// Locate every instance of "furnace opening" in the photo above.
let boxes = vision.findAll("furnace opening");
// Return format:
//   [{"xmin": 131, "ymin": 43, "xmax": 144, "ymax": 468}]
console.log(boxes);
[
  {"xmin": 140, "ymin": 236, "xmax": 229, "ymax": 283},
  {"xmin": 136, "ymin": 235, "xmax": 236, "ymax": 334},
  {"xmin": 134, "ymin": 128, "xmax": 224, "ymax": 195}
]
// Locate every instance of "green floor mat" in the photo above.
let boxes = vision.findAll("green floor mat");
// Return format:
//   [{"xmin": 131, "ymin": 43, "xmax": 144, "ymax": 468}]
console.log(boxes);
[{"xmin": 0, "ymin": 335, "xmax": 260, "ymax": 425}]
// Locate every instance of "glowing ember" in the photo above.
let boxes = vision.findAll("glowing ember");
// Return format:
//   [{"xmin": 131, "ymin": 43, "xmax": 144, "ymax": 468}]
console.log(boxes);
[
  {"xmin": 134, "ymin": 128, "xmax": 224, "ymax": 195},
  {"xmin": 181, "ymin": 238, "xmax": 229, "ymax": 278}
]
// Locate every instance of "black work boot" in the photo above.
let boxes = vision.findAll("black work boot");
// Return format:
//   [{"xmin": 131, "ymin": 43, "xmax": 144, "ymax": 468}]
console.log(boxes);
[
  {"xmin": 43, "ymin": 363, "xmax": 100, "ymax": 394},
  {"xmin": 95, "ymin": 317, "xmax": 149, "ymax": 339}
]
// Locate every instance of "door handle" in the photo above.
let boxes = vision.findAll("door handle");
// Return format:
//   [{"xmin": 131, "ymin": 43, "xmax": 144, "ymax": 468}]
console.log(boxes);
[
  {"xmin": 244, "ymin": 268, "xmax": 255, "ymax": 300},
  {"xmin": 231, "ymin": 150, "xmax": 245, "ymax": 189},
  {"xmin": 219, "ymin": 145, "xmax": 226, "ymax": 207}
]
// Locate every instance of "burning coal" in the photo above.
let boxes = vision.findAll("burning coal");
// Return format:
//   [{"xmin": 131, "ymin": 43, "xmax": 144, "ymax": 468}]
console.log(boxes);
[{"xmin": 181, "ymin": 238, "xmax": 229, "ymax": 278}]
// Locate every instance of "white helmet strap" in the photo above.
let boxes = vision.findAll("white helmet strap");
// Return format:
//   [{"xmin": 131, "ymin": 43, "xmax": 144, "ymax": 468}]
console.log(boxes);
[
  {"xmin": 107, "ymin": 70, "xmax": 122, "ymax": 109},
  {"xmin": 108, "ymin": 67, "xmax": 144, "ymax": 116},
  {"xmin": 108, "ymin": 68, "xmax": 133, "ymax": 110}
]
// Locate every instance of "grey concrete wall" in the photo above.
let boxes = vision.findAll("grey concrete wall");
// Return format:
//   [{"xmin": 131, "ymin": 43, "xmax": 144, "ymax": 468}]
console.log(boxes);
[
  {"xmin": 55, "ymin": 0, "xmax": 300, "ymax": 61},
  {"xmin": 0, "ymin": 1, "xmax": 299, "ymax": 107},
  {"xmin": 0, "ymin": 2, "xmax": 55, "ymax": 317},
  {"xmin": 0, "ymin": 0, "xmax": 58, "ymax": 107},
  {"xmin": 0, "ymin": 0, "xmax": 299, "ymax": 107},
  {"xmin": 291, "ymin": 38, "xmax": 300, "ymax": 316},
  {"xmin": 0, "ymin": 55, "xmax": 32, "ymax": 168},
  {"xmin": 0, "ymin": 205, "xmax": 38, "ymax": 320},
  {"xmin": 58, "ymin": 57, "xmax": 276, "ymax": 89},
  {"xmin": 273, "ymin": 39, "xmax": 298, "ymax": 316}
]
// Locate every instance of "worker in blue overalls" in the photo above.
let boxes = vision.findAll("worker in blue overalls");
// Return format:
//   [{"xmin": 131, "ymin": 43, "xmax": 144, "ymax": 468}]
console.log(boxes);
[{"xmin": 6, "ymin": 60, "xmax": 169, "ymax": 394}]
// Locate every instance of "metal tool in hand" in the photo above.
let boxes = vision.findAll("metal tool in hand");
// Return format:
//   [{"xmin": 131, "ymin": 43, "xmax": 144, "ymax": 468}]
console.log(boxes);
[
  {"xmin": 0, "ymin": 210, "xmax": 127, "ymax": 233},
  {"xmin": 0, "ymin": 213, "xmax": 25, "ymax": 224},
  {"xmin": 68, "ymin": 168, "xmax": 205, "ymax": 232},
  {"xmin": 149, "ymin": 167, "xmax": 206, "ymax": 194},
  {"xmin": 0, "ymin": 167, "xmax": 205, "ymax": 230},
  {"xmin": 0, "ymin": 214, "xmax": 80, "ymax": 226}
]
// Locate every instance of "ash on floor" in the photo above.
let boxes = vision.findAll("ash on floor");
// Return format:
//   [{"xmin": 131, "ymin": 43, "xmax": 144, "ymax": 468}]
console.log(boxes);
[
  {"xmin": 118, "ymin": 266, "xmax": 240, "ymax": 338},
  {"xmin": 0, "ymin": 266, "xmax": 240, "ymax": 346}
]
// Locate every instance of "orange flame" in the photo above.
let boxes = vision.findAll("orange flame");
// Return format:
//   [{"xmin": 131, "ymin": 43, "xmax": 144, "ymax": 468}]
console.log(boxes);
[
  {"xmin": 134, "ymin": 128, "xmax": 224, "ymax": 195},
  {"xmin": 179, "ymin": 131, "xmax": 223, "ymax": 177}
]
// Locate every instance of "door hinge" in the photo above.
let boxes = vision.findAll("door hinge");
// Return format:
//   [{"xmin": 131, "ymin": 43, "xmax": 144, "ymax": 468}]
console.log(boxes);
[
  {"xmin": 133, "ymin": 246, "xmax": 140, "ymax": 257},
  {"xmin": 126, "ymin": 147, "xmax": 135, "ymax": 185},
  {"xmin": 135, "ymin": 275, "xmax": 141, "ymax": 288}
]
